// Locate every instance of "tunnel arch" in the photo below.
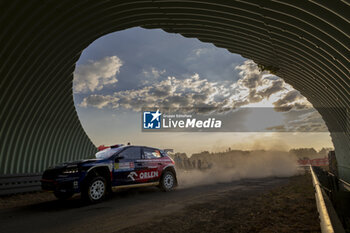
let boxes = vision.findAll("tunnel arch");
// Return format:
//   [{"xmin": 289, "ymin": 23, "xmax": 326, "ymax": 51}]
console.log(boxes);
[{"xmin": 0, "ymin": 0, "xmax": 349, "ymax": 181}]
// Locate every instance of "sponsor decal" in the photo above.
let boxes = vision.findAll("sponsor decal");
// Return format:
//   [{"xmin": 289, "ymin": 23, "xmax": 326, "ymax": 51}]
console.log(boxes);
[
  {"xmin": 114, "ymin": 162, "xmax": 134, "ymax": 170},
  {"xmin": 127, "ymin": 171, "xmax": 159, "ymax": 181},
  {"xmin": 127, "ymin": 172, "xmax": 138, "ymax": 181},
  {"xmin": 139, "ymin": 171, "xmax": 158, "ymax": 179}
]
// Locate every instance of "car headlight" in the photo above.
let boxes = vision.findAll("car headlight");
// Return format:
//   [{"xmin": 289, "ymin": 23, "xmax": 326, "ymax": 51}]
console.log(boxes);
[{"xmin": 62, "ymin": 167, "xmax": 79, "ymax": 174}]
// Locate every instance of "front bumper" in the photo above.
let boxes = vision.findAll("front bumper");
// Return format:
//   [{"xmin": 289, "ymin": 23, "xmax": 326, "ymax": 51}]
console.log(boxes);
[
  {"xmin": 41, "ymin": 177, "xmax": 80, "ymax": 193},
  {"xmin": 41, "ymin": 167, "xmax": 83, "ymax": 193}
]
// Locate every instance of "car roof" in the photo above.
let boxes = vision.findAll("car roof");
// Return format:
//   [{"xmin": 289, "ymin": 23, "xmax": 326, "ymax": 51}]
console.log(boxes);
[{"xmin": 124, "ymin": 145, "xmax": 161, "ymax": 151}]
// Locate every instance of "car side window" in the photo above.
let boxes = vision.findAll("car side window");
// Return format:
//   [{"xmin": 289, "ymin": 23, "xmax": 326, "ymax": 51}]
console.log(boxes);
[
  {"xmin": 118, "ymin": 147, "xmax": 141, "ymax": 160},
  {"xmin": 143, "ymin": 148, "xmax": 162, "ymax": 159}
]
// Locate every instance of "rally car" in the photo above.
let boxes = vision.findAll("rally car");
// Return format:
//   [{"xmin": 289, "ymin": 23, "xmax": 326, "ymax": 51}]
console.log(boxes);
[{"xmin": 41, "ymin": 145, "xmax": 177, "ymax": 202}]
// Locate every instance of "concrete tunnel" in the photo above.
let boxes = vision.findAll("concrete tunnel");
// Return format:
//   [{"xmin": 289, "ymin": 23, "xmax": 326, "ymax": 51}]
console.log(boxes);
[{"xmin": 0, "ymin": 0, "xmax": 350, "ymax": 182}]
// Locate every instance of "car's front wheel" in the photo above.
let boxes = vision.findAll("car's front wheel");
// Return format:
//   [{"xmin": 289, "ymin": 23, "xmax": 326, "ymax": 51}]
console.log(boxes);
[
  {"xmin": 159, "ymin": 171, "xmax": 176, "ymax": 192},
  {"xmin": 82, "ymin": 176, "xmax": 107, "ymax": 203}
]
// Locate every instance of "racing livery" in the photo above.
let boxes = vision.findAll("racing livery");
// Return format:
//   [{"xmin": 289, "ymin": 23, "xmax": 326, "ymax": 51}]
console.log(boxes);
[{"xmin": 41, "ymin": 145, "xmax": 177, "ymax": 202}]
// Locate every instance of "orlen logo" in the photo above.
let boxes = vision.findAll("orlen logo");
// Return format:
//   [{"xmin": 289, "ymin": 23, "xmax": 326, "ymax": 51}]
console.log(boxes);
[
  {"xmin": 127, "ymin": 171, "xmax": 159, "ymax": 181},
  {"xmin": 143, "ymin": 109, "xmax": 161, "ymax": 129},
  {"xmin": 139, "ymin": 171, "xmax": 158, "ymax": 179}
]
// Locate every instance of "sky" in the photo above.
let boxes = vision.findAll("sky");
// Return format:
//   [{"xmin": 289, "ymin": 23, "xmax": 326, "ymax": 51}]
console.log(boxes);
[{"xmin": 73, "ymin": 27, "xmax": 333, "ymax": 155}]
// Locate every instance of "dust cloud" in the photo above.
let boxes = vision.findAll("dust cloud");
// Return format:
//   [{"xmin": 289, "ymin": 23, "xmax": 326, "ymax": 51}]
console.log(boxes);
[{"xmin": 175, "ymin": 150, "xmax": 300, "ymax": 188}]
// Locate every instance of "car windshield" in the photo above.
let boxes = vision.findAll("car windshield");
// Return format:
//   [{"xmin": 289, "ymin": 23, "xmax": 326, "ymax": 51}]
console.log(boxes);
[{"xmin": 95, "ymin": 147, "xmax": 124, "ymax": 159}]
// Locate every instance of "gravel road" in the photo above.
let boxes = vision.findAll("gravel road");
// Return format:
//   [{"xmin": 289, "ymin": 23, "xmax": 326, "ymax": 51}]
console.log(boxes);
[{"xmin": 0, "ymin": 175, "xmax": 320, "ymax": 233}]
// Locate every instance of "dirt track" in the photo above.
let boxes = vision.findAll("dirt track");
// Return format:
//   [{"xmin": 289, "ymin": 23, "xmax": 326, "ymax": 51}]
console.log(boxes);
[{"xmin": 0, "ymin": 175, "xmax": 320, "ymax": 233}]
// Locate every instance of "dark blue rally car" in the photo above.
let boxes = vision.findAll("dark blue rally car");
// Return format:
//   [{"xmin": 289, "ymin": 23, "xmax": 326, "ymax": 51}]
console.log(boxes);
[{"xmin": 41, "ymin": 145, "xmax": 177, "ymax": 202}]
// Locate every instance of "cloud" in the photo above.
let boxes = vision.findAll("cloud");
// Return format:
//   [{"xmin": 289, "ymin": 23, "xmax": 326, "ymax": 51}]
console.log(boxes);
[
  {"xmin": 79, "ymin": 73, "xmax": 221, "ymax": 112},
  {"xmin": 235, "ymin": 61, "xmax": 262, "ymax": 89},
  {"xmin": 143, "ymin": 67, "xmax": 166, "ymax": 79},
  {"xmin": 273, "ymin": 90, "xmax": 311, "ymax": 112},
  {"xmin": 257, "ymin": 79, "xmax": 284, "ymax": 98},
  {"xmin": 77, "ymin": 59, "xmax": 327, "ymax": 132},
  {"xmin": 78, "ymin": 60, "xmax": 311, "ymax": 114},
  {"xmin": 73, "ymin": 56, "xmax": 123, "ymax": 93},
  {"xmin": 264, "ymin": 109, "xmax": 327, "ymax": 132},
  {"xmin": 285, "ymin": 110, "xmax": 328, "ymax": 132},
  {"xmin": 79, "ymin": 94, "xmax": 117, "ymax": 109},
  {"xmin": 234, "ymin": 60, "xmax": 311, "ymax": 111},
  {"xmin": 192, "ymin": 48, "xmax": 211, "ymax": 57}
]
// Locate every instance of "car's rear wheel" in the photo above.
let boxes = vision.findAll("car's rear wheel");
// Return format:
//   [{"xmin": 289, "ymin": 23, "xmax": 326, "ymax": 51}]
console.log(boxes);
[
  {"xmin": 54, "ymin": 191, "xmax": 73, "ymax": 200},
  {"xmin": 82, "ymin": 176, "xmax": 107, "ymax": 203},
  {"xmin": 159, "ymin": 171, "xmax": 176, "ymax": 192}
]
